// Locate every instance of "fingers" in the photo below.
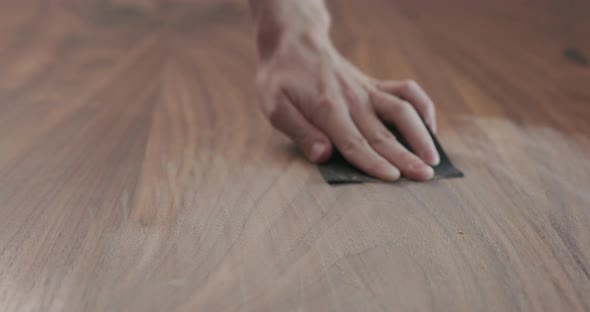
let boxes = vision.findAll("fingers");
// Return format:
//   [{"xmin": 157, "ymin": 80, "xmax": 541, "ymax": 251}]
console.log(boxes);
[
  {"xmin": 351, "ymin": 105, "xmax": 434, "ymax": 180},
  {"xmin": 376, "ymin": 80, "xmax": 437, "ymax": 133},
  {"xmin": 306, "ymin": 95, "xmax": 401, "ymax": 181},
  {"xmin": 262, "ymin": 77, "xmax": 439, "ymax": 182},
  {"xmin": 265, "ymin": 91, "xmax": 332, "ymax": 163},
  {"xmin": 371, "ymin": 90, "xmax": 440, "ymax": 166},
  {"xmin": 342, "ymin": 82, "xmax": 433, "ymax": 180}
]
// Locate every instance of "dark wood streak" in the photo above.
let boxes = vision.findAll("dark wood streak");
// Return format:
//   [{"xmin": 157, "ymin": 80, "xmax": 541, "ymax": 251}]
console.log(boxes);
[{"xmin": 0, "ymin": 0, "xmax": 589, "ymax": 311}]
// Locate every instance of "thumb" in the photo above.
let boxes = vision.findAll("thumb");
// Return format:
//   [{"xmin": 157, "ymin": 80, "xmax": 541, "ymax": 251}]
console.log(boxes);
[{"xmin": 266, "ymin": 92, "xmax": 332, "ymax": 163}]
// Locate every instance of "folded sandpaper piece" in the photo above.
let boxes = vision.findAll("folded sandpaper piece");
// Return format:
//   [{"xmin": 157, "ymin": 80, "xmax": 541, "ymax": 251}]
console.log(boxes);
[{"xmin": 318, "ymin": 122, "xmax": 463, "ymax": 184}]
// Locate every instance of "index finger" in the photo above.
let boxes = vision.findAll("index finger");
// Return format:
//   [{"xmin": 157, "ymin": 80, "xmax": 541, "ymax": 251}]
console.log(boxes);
[
  {"xmin": 305, "ymin": 95, "xmax": 401, "ymax": 181},
  {"xmin": 377, "ymin": 80, "xmax": 437, "ymax": 133},
  {"xmin": 371, "ymin": 91, "xmax": 439, "ymax": 166}
]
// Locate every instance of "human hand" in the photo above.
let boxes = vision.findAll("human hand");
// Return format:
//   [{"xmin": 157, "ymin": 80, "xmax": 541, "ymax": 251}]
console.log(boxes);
[{"xmin": 251, "ymin": 0, "xmax": 439, "ymax": 181}]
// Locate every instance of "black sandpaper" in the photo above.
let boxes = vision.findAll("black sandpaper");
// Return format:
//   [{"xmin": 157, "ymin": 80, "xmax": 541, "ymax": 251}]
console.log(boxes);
[
  {"xmin": 318, "ymin": 122, "xmax": 463, "ymax": 184},
  {"xmin": 563, "ymin": 47, "xmax": 588, "ymax": 67}
]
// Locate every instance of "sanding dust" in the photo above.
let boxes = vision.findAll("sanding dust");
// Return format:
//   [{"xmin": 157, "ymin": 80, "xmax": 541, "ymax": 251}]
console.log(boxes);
[
  {"xmin": 448, "ymin": 116, "xmax": 590, "ymax": 199},
  {"xmin": 105, "ymin": 117, "xmax": 590, "ymax": 310}
]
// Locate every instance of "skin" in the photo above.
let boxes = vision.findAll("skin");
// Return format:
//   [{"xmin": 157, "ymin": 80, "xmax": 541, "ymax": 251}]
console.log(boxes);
[{"xmin": 249, "ymin": 0, "xmax": 440, "ymax": 181}]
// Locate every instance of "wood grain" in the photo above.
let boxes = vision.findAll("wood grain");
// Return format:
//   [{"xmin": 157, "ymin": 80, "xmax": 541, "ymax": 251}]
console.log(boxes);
[{"xmin": 1, "ymin": 0, "xmax": 589, "ymax": 311}]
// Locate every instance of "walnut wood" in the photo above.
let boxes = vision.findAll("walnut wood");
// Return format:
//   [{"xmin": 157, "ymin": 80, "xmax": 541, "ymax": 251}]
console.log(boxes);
[{"xmin": 1, "ymin": 1, "xmax": 589, "ymax": 311}]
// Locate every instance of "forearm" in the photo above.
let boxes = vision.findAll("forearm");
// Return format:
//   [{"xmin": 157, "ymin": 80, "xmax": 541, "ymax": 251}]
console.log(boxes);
[{"xmin": 248, "ymin": 0, "xmax": 331, "ymax": 60}]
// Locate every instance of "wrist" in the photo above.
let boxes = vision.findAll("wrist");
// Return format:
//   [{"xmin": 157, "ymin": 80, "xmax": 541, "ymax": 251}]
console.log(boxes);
[{"xmin": 251, "ymin": 0, "xmax": 331, "ymax": 61}]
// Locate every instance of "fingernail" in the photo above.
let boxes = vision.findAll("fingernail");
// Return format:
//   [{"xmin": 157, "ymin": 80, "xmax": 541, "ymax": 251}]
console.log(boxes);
[
  {"xmin": 422, "ymin": 149, "xmax": 440, "ymax": 166},
  {"xmin": 410, "ymin": 160, "xmax": 434, "ymax": 176},
  {"xmin": 423, "ymin": 166, "xmax": 435, "ymax": 179},
  {"xmin": 382, "ymin": 166, "xmax": 401, "ymax": 181},
  {"xmin": 309, "ymin": 142, "xmax": 325, "ymax": 163}
]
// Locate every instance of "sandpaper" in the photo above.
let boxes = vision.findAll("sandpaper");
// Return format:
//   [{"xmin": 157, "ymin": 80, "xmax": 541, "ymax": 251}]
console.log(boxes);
[
  {"xmin": 318, "ymin": 122, "xmax": 463, "ymax": 184},
  {"xmin": 563, "ymin": 47, "xmax": 588, "ymax": 67}
]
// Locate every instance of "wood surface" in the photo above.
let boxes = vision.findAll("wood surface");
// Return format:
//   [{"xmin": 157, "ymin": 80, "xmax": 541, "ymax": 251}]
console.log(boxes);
[{"xmin": 1, "ymin": 0, "xmax": 589, "ymax": 311}]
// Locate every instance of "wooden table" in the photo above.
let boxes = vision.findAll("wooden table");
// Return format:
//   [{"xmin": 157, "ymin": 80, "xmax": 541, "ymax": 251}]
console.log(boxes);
[{"xmin": 1, "ymin": 1, "xmax": 589, "ymax": 311}]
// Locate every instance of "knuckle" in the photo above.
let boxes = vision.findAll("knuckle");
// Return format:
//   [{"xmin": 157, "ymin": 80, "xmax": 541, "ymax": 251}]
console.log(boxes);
[
  {"xmin": 267, "ymin": 105, "xmax": 283, "ymax": 128},
  {"xmin": 400, "ymin": 153, "xmax": 421, "ymax": 167},
  {"xmin": 347, "ymin": 90, "xmax": 370, "ymax": 112},
  {"xmin": 266, "ymin": 96, "xmax": 287, "ymax": 126},
  {"xmin": 316, "ymin": 95, "xmax": 339, "ymax": 114},
  {"xmin": 403, "ymin": 79, "xmax": 419, "ymax": 90},
  {"xmin": 390, "ymin": 100, "xmax": 413, "ymax": 116},
  {"xmin": 368, "ymin": 89, "xmax": 382, "ymax": 104},
  {"xmin": 368, "ymin": 127, "xmax": 395, "ymax": 147},
  {"xmin": 259, "ymin": 97, "xmax": 274, "ymax": 118},
  {"xmin": 255, "ymin": 70, "xmax": 270, "ymax": 91},
  {"xmin": 340, "ymin": 135, "xmax": 369, "ymax": 155},
  {"xmin": 367, "ymin": 160, "xmax": 391, "ymax": 176}
]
